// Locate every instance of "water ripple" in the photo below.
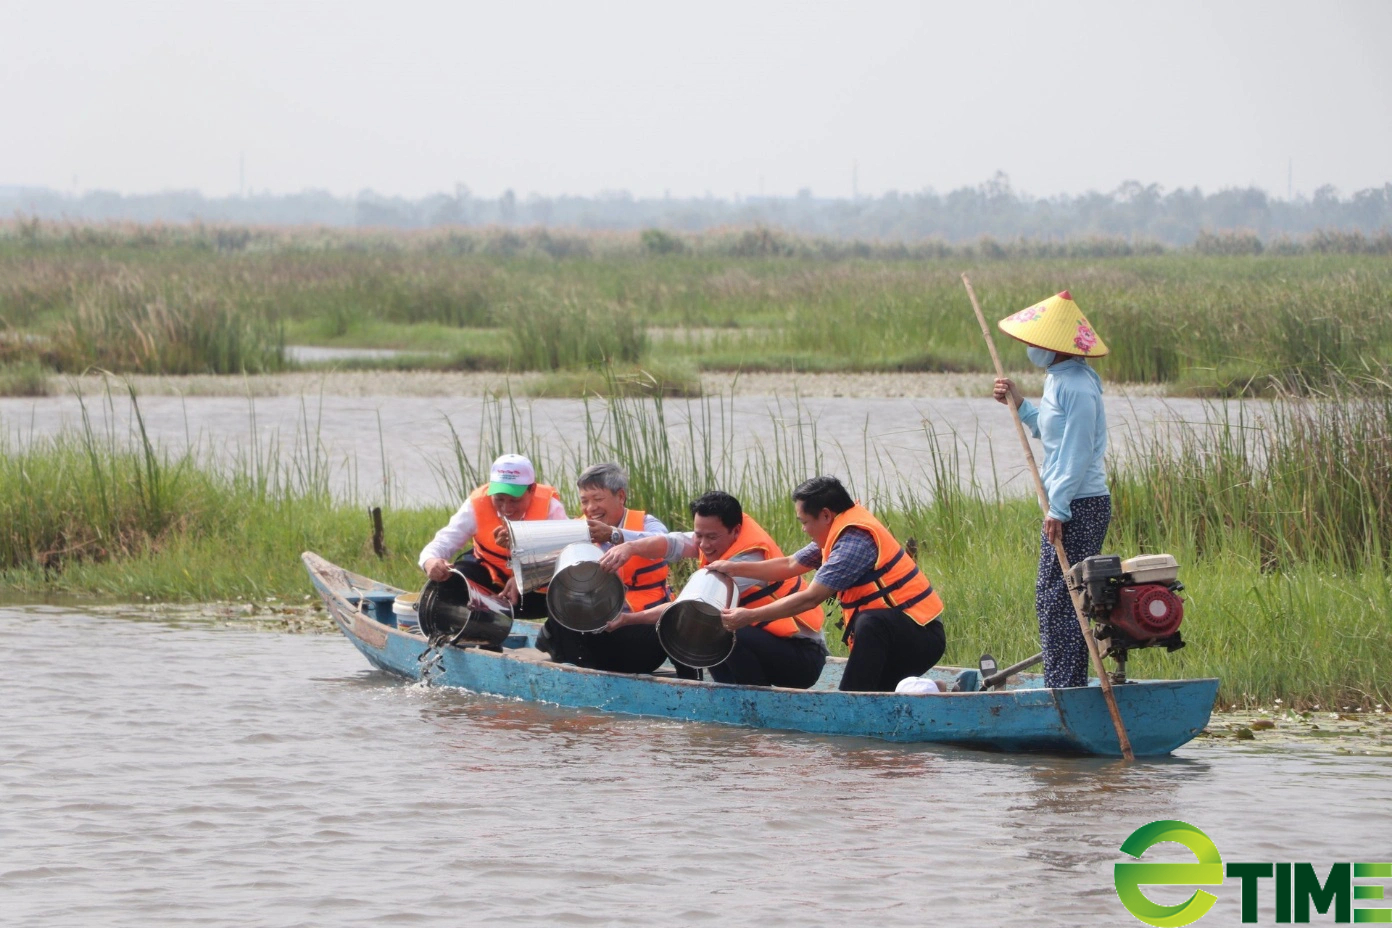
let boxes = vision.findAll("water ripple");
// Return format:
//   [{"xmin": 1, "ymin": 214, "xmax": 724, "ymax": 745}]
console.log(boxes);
[{"xmin": 2, "ymin": 608, "xmax": 1389, "ymax": 928}]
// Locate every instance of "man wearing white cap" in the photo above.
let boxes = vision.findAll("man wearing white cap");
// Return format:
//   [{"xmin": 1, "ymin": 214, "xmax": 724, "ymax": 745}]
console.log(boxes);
[{"xmin": 418, "ymin": 453, "xmax": 568, "ymax": 619}]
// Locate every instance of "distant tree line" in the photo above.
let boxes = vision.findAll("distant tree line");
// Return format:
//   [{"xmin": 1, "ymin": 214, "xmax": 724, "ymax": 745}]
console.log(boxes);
[{"xmin": 3, "ymin": 173, "xmax": 1389, "ymax": 245}]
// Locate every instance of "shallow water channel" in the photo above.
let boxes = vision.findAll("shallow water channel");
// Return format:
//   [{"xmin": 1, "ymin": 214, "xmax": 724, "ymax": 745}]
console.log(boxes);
[
  {"xmin": 0, "ymin": 392, "xmax": 1242, "ymax": 506},
  {"xmin": 2, "ymin": 608, "xmax": 1387, "ymax": 927}
]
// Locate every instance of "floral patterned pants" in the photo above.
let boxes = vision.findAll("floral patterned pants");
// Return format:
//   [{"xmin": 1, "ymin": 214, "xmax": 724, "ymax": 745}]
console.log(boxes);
[{"xmin": 1036, "ymin": 494, "xmax": 1111, "ymax": 688}]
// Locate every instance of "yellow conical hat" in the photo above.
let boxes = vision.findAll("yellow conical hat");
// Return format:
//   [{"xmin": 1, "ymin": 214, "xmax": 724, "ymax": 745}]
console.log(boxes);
[{"xmin": 997, "ymin": 290, "xmax": 1108, "ymax": 357}]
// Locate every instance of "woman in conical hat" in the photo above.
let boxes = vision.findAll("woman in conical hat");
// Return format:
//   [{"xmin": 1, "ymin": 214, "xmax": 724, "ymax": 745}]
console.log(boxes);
[{"xmin": 991, "ymin": 291, "xmax": 1110, "ymax": 689}]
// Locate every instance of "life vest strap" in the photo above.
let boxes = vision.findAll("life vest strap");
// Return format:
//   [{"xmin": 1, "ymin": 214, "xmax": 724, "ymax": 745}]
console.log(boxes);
[
  {"xmin": 840, "ymin": 566, "xmax": 924, "ymax": 611},
  {"xmin": 629, "ymin": 561, "xmax": 667, "ymax": 580},
  {"xmin": 890, "ymin": 586, "xmax": 937, "ymax": 615},
  {"xmin": 857, "ymin": 548, "xmax": 905, "ymax": 585},
  {"xmin": 625, "ymin": 586, "xmax": 671, "ymax": 610},
  {"xmin": 842, "ymin": 586, "xmax": 939, "ymax": 637},
  {"xmin": 738, "ymin": 581, "xmax": 782, "ymax": 607},
  {"xmin": 627, "ymin": 579, "xmax": 669, "ymax": 591},
  {"xmin": 473, "ymin": 536, "xmax": 510, "ymax": 564}
]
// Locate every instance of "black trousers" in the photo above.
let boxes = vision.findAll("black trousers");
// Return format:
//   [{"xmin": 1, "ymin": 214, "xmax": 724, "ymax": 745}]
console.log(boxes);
[
  {"xmin": 839, "ymin": 610, "xmax": 946, "ymax": 693},
  {"xmin": 451, "ymin": 553, "xmax": 549, "ymax": 620},
  {"xmin": 709, "ymin": 625, "xmax": 827, "ymax": 689},
  {"xmin": 541, "ymin": 619, "xmax": 670, "ymax": 674}
]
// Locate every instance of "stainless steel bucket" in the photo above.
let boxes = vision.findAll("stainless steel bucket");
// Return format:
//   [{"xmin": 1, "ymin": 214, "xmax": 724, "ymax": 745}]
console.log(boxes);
[
  {"xmin": 417, "ymin": 576, "xmax": 514, "ymax": 647},
  {"xmin": 505, "ymin": 518, "xmax": 592, "ymax": 593},
  {"xmin": 656, "ymin": 569, "xmax": 738, "ymax": 668},
  {"xmin": 546, "ymin": 542, "xmax": 627, "ymax": 633}
]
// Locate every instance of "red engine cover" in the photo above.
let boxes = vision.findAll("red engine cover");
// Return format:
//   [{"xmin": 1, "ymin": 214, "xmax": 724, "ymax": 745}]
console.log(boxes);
[{"xmin": 1108, "ymin": 585, "xmax": 1184, "ymax": 641}]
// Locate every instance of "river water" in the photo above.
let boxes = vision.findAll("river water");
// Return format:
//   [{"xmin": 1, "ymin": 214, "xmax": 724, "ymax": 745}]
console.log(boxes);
[
  {"xmin": 0, "ymin": 392, "xmax": 1238, "ymax": 506},
  {"xmin": 2, "ymin": 608, "xmax": 1387, "ymax": 927}
]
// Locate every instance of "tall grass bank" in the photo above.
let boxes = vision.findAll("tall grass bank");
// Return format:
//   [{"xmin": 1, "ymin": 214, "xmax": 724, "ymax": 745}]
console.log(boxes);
[
  {"xmin": 2, "ymin": 383, "xmax": 1389, "ymax": 710},
  {"xmin": 1, "ymin": 223, "xmax": 1390, "ymax": 394}
]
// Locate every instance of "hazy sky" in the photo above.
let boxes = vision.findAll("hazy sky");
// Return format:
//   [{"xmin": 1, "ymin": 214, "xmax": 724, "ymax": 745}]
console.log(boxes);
[{"xmin": 5, "ymin": 0, "xmax": 1390, "ymax": 200}]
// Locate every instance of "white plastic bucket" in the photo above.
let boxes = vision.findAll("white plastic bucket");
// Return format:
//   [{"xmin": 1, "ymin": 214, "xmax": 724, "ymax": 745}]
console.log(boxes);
[
  {"xmin": 894, "ymin": 676, "xmax": 942, "ymax": 695},
  {"xmin": 393, "ymin": 591, "xmax": 421, "ymax": 630}
]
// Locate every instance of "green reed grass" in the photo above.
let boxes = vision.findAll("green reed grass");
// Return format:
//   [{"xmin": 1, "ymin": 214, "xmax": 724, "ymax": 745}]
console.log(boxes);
[
  {"xmin": 0, "ymin": 276, "xmax": 287, "ymax": 375},
  {"xmin": 3, "ymin": 223, "xmax": 1391, "ymax": 385},
  {"xmin": 1110, "ymin": 384, "xmax": 1392, "ymax": 570},
  {"xmin": 0, "ymin": 360, "xmax": 52, "ymax": 396},
  {"xmin": 508, "ymin": 298, "xmax": 648, "ymax": 369},
  {"xmin": 3, "ymin": 378, "xmax": 1390, "ymax": 708},
  {"xmin": 0, "ymin": 384, "xmax": 432, "ymax": 598},
  {"xmin": 425, "ymin": 386, "xmax": 1392, "ymax": 707}
]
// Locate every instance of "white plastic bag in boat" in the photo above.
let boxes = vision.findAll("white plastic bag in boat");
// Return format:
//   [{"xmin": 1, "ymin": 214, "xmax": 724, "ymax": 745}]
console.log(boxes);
[{"xmin": 895, "ymin": 676, "xmax": 942, "ymax": 695}]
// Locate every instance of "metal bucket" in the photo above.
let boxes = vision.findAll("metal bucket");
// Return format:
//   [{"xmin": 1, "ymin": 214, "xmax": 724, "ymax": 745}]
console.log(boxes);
[
  {"xmin": 417, "ymin": 575, "xmax": 514, "ymax": 648},
  {"xmin": 546, "ymin": 542, "xmax": 627, "ymax": 633},
  {"xmin": 656, "ymin": 569, "xmax": 737, "ymax": 668},
  {"xmin": 505, "ymin": 518, "xmax": 592, "ymax": 593}
]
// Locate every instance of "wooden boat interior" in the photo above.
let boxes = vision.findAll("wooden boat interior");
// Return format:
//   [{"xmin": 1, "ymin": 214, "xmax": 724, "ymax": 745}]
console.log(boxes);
[{"xmin": 309, "ymin": 553, "xmax": 1051, "ymax": 695}]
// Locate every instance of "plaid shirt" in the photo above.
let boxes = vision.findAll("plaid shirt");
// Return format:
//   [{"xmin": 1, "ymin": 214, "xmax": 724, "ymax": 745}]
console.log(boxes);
[{"xmin": 794, "ymin": 527, "xmax": 878, "ymax": 592}]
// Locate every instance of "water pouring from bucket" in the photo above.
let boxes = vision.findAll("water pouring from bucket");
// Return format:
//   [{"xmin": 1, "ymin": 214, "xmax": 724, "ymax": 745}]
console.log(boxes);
[
  {"xmin": 546, "ymin": 542, "xmax": 627, "ymax": 633},
  {"xmin": 505, "ymin": 518, "xmax": 592, "ymax": 593},
  {"xmin": 416, "ymin": 572, "xmax": 515, "ymax": 648},
  {"xmin": 656, "ymin": 569, "xmax": 738, "ymax": 669}
]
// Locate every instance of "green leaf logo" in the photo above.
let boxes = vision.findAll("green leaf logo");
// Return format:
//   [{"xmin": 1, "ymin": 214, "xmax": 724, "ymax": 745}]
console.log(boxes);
[{"xmin": 1115, "ymin": 820, "xmax": 1224, "ymax": 927}]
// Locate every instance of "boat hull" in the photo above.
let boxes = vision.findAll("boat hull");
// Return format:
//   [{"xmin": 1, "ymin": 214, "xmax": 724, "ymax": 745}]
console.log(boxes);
[{"xmin": 303, "ymin": 552, "xmax": 1217, "ymax": 757}]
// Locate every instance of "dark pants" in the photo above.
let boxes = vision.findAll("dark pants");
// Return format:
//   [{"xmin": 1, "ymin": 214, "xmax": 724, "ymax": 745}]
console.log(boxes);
[
  {"xmin": 1036, "ymin": 494, "xmax": 1112, "ymax": 689},
  {"xmin": 541, "ymin": 619, "xmax": 670, "ymax": 675},
  {"xmin": 839, "ymin": 610, "xmax": 946, "ymax": 693},
  {"xmin": 709, "ymin": 625, "xmax": 826, "ymax": 689},
  {"xmin": 452, "ymin": 553, "xmax": 549, "ymax": 620}
]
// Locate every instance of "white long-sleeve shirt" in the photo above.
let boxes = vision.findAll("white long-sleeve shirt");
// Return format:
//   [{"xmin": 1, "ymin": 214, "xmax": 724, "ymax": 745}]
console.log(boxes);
[{"xmin": 417, "ymin": 496, "xmax": 569, "ymax": 568}]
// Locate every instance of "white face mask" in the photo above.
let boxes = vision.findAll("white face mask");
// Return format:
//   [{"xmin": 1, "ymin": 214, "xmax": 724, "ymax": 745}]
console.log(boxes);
[{"xmin": 1027, "ymin": 346, "xmax": 1057, "ymax": 368}]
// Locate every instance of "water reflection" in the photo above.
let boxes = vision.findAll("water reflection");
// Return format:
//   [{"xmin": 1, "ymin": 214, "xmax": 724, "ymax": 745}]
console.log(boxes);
[
  {"xmin": 1007, "ymin": 753, "xmax": 1210, "ymax": 815},
  {"xmin": 409, "ymin": 680, "xmax": 1037, "ymax": 779}
]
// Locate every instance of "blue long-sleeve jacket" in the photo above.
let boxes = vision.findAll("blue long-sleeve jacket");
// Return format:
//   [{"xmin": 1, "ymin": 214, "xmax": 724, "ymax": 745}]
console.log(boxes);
[{"xmin": 1016, "ymin": 358, "xmax": 1108, "ymax": 522}]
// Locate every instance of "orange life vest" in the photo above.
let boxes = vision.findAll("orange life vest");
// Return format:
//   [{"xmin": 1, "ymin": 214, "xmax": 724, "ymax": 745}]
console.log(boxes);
[
  {"xmin": 699, "ymin": 514, "xmax": 825, "ymax": 638},
  {"xmin": 820, "ymin": 504, "xmax": 942, "ymax": 646},
  {"xmin": 467, "ymin": 483, "xmax": 560, "ymax": 584},
  {"xmin": 615, "ymin": 508, "xmax": 671, "ymax": 611}
]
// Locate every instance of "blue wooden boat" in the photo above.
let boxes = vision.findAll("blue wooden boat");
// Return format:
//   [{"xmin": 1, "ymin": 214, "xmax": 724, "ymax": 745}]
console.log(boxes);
[{"xmin": 302, "ymin": 552, "xmax": 1217, "ymax": 757}]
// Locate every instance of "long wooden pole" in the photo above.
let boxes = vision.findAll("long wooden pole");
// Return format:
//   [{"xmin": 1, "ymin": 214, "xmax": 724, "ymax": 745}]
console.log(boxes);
[{"xmin": 962, "ymin": 273, "xmax": 1135, "ymax": 761}]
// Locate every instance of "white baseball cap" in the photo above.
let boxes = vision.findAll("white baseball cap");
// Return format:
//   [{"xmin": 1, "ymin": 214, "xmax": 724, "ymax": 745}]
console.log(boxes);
[{"xmin": 488, "ymin": 454, "xmax": 536, "ymax": 497}]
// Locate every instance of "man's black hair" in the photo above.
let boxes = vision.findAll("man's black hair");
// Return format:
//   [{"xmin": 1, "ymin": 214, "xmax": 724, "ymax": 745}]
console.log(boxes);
[
  {"xmin": 792, "ymin": 475, "xmax": 855, "ymax": 516},
  {"xmin": 689, "ymin": 490, "xmax": 743, "ymax": 531}
]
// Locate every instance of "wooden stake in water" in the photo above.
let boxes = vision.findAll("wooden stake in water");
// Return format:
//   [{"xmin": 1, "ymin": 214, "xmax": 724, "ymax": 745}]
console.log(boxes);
[{"xmin": 961, "ymin": 272, "xmax": 1135, "ymax": 762}]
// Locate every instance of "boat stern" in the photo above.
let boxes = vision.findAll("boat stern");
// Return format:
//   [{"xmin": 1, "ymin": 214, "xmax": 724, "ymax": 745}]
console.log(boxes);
[{"xmin": 1054, "ymin": 678, "xmax": 1220, "ymax": 757}]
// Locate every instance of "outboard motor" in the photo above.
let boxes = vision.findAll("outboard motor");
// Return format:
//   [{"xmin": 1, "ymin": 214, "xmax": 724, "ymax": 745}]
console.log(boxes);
[{"xmin": 1068, "ymin": 553, "xmax": 1186, "ymax": 683}]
